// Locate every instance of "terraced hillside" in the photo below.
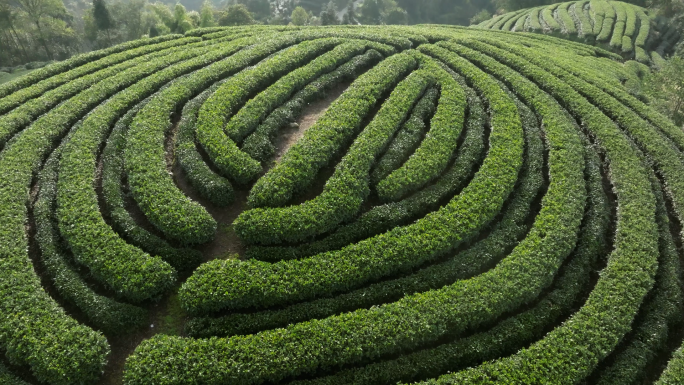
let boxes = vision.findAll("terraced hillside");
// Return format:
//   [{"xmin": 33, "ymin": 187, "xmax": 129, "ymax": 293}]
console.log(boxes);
[
  {"xmin": 476, "ymin": 0, "xmax": 679, "ymax": 64},
  {"xmin": 1, "ymin": 24, "xmax": 684, "ymax": 384}
]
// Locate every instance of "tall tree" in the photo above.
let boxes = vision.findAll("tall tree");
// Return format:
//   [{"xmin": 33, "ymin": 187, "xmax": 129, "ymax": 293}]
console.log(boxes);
[
  {"xmin": 319, "ymin": 1, "xmax": 339, "ymax": 25},
  {"xmin": 15, "ymin": 0, "xmax": 67, "ymax": 58},
  {"xmin": 219, "ymin": 4, "xmax": 254, "ymax": 26},
  {"xmin": 173, "ymin": 3, "xmax": 192, "ymax": 33},
  {"xmin": 342, "ymin": 0, "xmax": 357, "ymax": 24},
  {"xmin": 359, "ymin": 0, "xmax": 381, "ymax": 24},
  {"xmin": 200, "ymin": 0, "xmax": 215, "ymax": 27},
  {"xmin": 290, "ymin": 5, "xmax": 309, "ymax": 25},
  {"xmin": 92, "ymin": 0, "xmax": 113, "ymax": 45}
]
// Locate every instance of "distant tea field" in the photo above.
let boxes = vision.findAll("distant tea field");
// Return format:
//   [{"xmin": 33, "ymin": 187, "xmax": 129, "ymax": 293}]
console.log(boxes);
[{"xmin": 1, "ymin": 23, "xmax": 684, "ymax": 385}]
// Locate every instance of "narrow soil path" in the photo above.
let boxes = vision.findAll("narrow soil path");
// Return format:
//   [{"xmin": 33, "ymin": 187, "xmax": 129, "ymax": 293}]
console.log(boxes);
[{"xmin": 272, "ymin": 83, "xmax": 349, "ymax": 164}]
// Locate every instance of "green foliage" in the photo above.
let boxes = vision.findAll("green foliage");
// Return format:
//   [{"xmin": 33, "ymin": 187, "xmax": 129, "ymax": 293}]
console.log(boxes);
[
  {"xmin": 477, "ymin": 0, "xmax": 674, "ymax": 64},
  {"xmin": 219, "ymin": 4, "xmax": 255, "ymax": 26},
  {"xmin": 291, "ymin": 5, "xmax": 309, "ymax": 25},
  {"xmin": 645, "ymin": 55, "xmax": 684, "ymax": 125},
  {"xmin": 3, "ymin": 24, "xmax": 684, "ymax": 385}
]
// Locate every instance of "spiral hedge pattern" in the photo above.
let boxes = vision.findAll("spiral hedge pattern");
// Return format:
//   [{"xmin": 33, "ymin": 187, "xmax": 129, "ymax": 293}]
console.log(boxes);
[
  {"xmin": 476, "ymin": 0, "xmax": 679, "ymax": 65},
  {"xmin": 1, "ymin": 24, "xmax": 684, "ymax": 384}
]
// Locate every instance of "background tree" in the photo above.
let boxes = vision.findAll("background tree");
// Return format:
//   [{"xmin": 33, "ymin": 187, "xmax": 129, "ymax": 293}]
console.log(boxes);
[
  {"xmin": 240, "ymin": 0, "xmax": 271, "ymax": 21},
  {"xmin": 16, "ymin": 0, "xmax": 70, "ymax": 58},
  {"xmin": 319, "ymin": 1, "xmax": 339, "ymax": 24},
  {"xmin": 219, "ymin": 3, "xmax": 254, "ymax": 25},
  {"xmin": 290, "ymin": 5, "xmax": 309, "ymax": 25},
  {"xmin": 470, "ymin": 9, "xmax": 491, "ymax": 24},
  {"xmin": 173, "ymin": 3, "xmax": 194, "ymax": 33},
  {"xmin": 200, "ymin": 0, "xmax": 215, "ymax": 27},
  {"xmin": 92, "ymin": 0, "xmax": 113, "ymax": 44},
  {"xmin": 342, "ymin": 0, "xmax": 357, "ymax": 24},
  {"xmin": 359, "ymin": 0, "xmax": 381, "ymax": 24}
]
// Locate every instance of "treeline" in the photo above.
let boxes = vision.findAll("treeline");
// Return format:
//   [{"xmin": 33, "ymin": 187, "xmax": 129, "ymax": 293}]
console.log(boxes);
[{"xmin": 0, "ymin": 0, "xmax": 681, "ymax": 67}]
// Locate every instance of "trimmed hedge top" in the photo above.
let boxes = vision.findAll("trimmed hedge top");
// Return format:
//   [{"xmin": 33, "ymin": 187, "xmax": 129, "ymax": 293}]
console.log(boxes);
[{"xmin": 0, "ymin": 24, "xmax": 681, "ymax": 385}]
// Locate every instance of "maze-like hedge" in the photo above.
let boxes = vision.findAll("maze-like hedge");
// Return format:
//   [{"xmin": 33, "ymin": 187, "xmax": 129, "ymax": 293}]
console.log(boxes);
[
  {"xmin": 1, "ymin": 24, "xmax": 684, "ymax": 384},
  {"xmin": 476, "ymin": 0, "xmax": 679, "ymax": 64}
]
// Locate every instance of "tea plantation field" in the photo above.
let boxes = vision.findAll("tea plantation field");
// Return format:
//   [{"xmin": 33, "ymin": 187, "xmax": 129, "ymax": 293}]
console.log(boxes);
[{"xmin": 1, "ymin": 22, "xmax": 684, "ymax": 384}]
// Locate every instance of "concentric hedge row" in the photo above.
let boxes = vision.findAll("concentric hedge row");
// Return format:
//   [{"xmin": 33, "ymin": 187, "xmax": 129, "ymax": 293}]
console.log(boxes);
[
  {"xmin": 477, "ymin": 0, "xmax": 677, "ymax": 63},
  {"xmin": 1, "ymin": 24, "xmax": 683, "ymax": 385}
]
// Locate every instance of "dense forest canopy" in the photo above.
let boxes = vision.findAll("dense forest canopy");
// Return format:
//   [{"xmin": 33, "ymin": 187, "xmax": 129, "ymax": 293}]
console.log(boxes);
[{"xmin": 0, "ymin": 0, "xmax": 682, "ymax": 66}]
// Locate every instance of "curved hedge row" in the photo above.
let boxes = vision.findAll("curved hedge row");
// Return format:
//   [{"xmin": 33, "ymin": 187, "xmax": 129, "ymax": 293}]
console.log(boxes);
[
  {"xmin": 234, "ymin": 65, "xmax": 431, "ymax": 245},
  {"xmin": 370, "ymin": 86, "xmax": 440, "ymax": 186},
  {"xmin": 425, "ymin": 32, "xmax": 658, "ymax": 385},
  {"xmin": 102, "ymin": 100, "xmax": 203, "ymax": 271},
  {"xmin": 245, "ymin": 68, "xmax": 483, "ymax": 262},
  {"xmin": 37, "ymin": 135, "xmax": 148, "ymax": 334},
  {"xmin": 0, "ymin": 34, "xmax": 182, "ymax": 98},
  {"xmin": 289, "ymin": 126, "xmax": 607, "ymax": 385},
  {"xmin": 241, "ymin": 49, "xmax": 384, "ymax": 163},
  {"xmin": 246, "ymin": 51, "xmax": 416, "ymax": 209},
  {"xmin": 1, "ymin": 25, "xmax": 683, "ymax": 385},
  {"xmin": 187, "ymin": 81, "xmax": 535, "ymax": 337},
  {"xmin": 476, "ymin": 0, "xmax": 674, "ymax": 63},
  {"xmin": 123, "ymin": 35, "xmax": 268, "ymax": 245},
  {"xmin": 174, "ymin": 80, "xmax": 235, "ymax": 207},
  {"xmin": 375, "ymin": 55, "xmax": 467, "ymax": 202},
  {"xmin": 181, "ymin": 48, "xmax": 524, "ymax": 313}
]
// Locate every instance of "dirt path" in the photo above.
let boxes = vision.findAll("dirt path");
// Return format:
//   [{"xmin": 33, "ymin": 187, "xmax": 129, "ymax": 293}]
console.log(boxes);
[{"xmin": 272, "ymin": 83, "xmax": 349, "ymax": 164}]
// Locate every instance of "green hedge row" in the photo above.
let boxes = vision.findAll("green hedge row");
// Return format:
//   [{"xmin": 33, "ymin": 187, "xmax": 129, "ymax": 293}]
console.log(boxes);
[
  {"xmin": 0, "ymin": 39, "xmax": 114, "ymax": 385},
  {"xmin": 181, "ymin": 48, "xmax": 523, "ymax": 313},
  {"xmin": 196, "ymin": 37, "xmax": 344, "ymax": 186},
  {"xmin": 102, "ymin": 100, "xmax": 203, "ymax": 271},
  {"xmin": 37, "ymin": 134, "xmax": 148, "ymax": 334},
  {"xmin": 541, "ymin": 4, "xmax": 562, "ymax": 31},
  {"xmin": 245, "ymin": 68, "xmax": 482, "ymax": 262},
  {"xmin": 529, "ymin": 8, "xmax": 544, "ymax": 31},
  {"xmin": 0, "ymin": 363, "xmax": 30, "ymax": 385},
  {"xmin": 241, "ymin": 49, "xmax": 384, "ymax": 163},
  {"xmin": 124, "ymin": 35, "xmax": 272, "ymax": 245},
  {"xmin": 0, "ymin": 36, "xmax": 197, "ymax": 116},
  {"xmin": 595, "ymin": 159, "xmax": 682, "ymax": 384},
  {"xmin": 56, "ymin": 41, "xmax": 230, "ymax": 301},
  {"xmin": 623, "ymin": 3, "xmax": 637, "ymax": 38},
  {"xmin": 635, "ymin": 9, "xmax": 650, "ymax": 48},
  {"xmin": 235, "ymin": 64, "xmax": 430, "ymax": 245},
  {"xmin": 501, "ymin": 9, "xmax": 526, "ymax": 31},
  {"xmin": 576, "ymin": 1, "xmax": 595, "ymax": 37},
  {"xmin": 470, "ymin": 37, "xmax": 684, "ymax": 239},
  {"xmin": 186, "ymin": 81, "xmax": 532, "ymax": 338},
  {"xmin": 181, "ymin": 47, "xmax": 522, "ymax": 312},
  {"xmin": 0, "ymin": 37, "xmax": 202, "ymax": 151},
  {"xmin": 512, "ymin": 10, "xmax": 529, "ymax": 31},
  {"xmin": 432, "ymin": 35, "xmax": 657, "ymax": 384},
  {"xmin": 225, "ymin": 41, "xmax": 392, "ymax": 143},
  {"xmin": 497, "ymin": 34, "xmax": 684, "ymax": 154},
  {"xmin": 591, "ymin": 0, "xmax": 607, "ymax": 36},
  {"xmin": 124, "ymin": 38, "xmax": 588, "ymax": 383},
  {"xmin": 493, "ymin": 9, "xmax": 525, "ymax": 30},
  {"xmin": 558, "ymin": 2, "xmax": 578, "ymax": 35},
  {"xmin": 610, "ymin": 2, "xmax": 626, "ymax": 48},
  {"xmin": 657, "ymin": 346, "xmax": 684, "ymax": 384},
  {"xmin": 375, "ymin": 55, "xmax": 467, "ymax": 202},
  {"xmin": 246, "ymin": 52, "xmax": 417, "ymax": 209},
  {"xmin": 596, "ymin": 1, "xmax": 616, "ymax": 41},
  {"xmin": 174, "ymin": 80, "xmax": 235, "ymax": 207},
  {"xmin": 0, "ymin": 34, "xmax": 182, "ymax": 99},
  {"xmin": 370, "ymin": 86, "xmax": 439, "ymax": 186},
  {"xmin": 291, "ymin": 129, "xmax": 608, "ymax": 385}
]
